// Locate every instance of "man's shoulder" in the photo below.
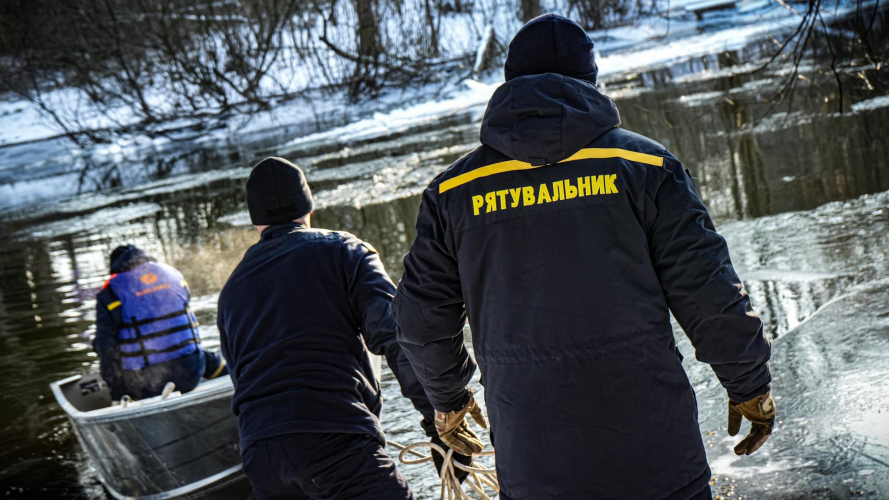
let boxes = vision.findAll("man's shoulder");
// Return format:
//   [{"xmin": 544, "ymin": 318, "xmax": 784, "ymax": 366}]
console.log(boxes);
[
  {"xmin": 153, "ymin": 261, "xmax": 184, "ymax": 278},
  {"xmin": 424, "ymin": 145, "xmax": 505, "ymax": 193},
  {"xmin": 296, "ymin": 228, "xmax": 374, "ymax": 255},
  {"xmin": 95, "ymin": 285, "xmax": 116, "ymax": 306},
  {"xmin": 221, "ymin": 229, "xmax": 350, "ymax": 287},
  {"xmin": 298, "ymin": 227, "xmax": 353, "ymax": 244},
  {"xmin": 592, "ymin": 127, "xmax": 668, "ymax": 156},
  {"xmin": 320, "ymin": 229, "xmax": 381, "ymax": 257}
]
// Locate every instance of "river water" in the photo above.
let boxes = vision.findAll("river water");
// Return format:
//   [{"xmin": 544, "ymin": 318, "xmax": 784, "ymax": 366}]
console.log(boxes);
[{"xmin": 1, "ymin": 10, "xmax": 888, "ymax": 499}]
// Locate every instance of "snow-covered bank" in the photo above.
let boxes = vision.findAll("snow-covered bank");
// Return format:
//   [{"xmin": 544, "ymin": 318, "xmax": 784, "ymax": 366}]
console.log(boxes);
[
  {"xmin": 0, "ymin": 0, "xmax": 795, "ymax": 147},
  {"xmin": 3, "ymin": 0, "xmax": 879, "ymax": 214}
]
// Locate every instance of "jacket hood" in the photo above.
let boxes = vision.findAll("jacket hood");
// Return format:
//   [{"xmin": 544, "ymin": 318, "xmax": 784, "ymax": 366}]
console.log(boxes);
[
  {"xmin": 110, "ymin": 246, "xmax": 157, "ymax": 274},
  {"xmin": 480, "ymin": 73, "xmax": 621, "ymax": 165}
]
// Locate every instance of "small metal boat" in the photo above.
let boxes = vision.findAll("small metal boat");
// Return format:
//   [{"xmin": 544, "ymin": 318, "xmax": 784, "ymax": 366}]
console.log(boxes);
[{"xmin": 50, "ymin": 373, "xmax": 250, "ymax": 500}]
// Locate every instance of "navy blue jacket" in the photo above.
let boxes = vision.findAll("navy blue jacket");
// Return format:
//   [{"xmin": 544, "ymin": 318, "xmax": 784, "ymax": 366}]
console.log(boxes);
[
  {"xmin": 94, "ymin": 247, "xmax": 205, "ymax": 400},
  {"xmin": 393, "ymin": 74, "xmax": 772, "ymax": 500},
  {"xmin": 217, "ymin": 223, "xmax": 435, "ymax": 452}
]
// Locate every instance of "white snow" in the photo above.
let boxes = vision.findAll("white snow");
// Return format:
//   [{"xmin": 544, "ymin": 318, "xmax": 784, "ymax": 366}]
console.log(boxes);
[
  {"xmin": 0, "ymin": 0, "xmax": 882, "ymax": 213},
  {"xmin": 0, "ymin": 0, "xmax": 827, "ymax": 148},
  {"xmin": 0, "ymin": 99, "xmax": 59, "ymax": 146},
  {"xmin": 283, "ymin": 80, "xmax": 496, "ymax": 149},
  {"xmin": 851, "ymin": 95, "xmax": 889, "ymax": 112}
]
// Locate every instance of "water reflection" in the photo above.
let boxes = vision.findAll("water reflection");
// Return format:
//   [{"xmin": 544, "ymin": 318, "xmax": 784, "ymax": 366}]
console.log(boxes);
[{"xmin": 607, "ymin": 43, "xmax": 889, "ymax": 220}]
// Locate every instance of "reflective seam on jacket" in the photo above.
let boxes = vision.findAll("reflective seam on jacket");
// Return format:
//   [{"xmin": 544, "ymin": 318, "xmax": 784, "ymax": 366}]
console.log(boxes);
[
  {"xmin": 209, "ymin": 357, "xmax": 227, "ymax": 379},
  {"xmin": 107, "ymin": 301, "xmax": 121, "ymax": 311},
  {"xmin": 439, "ymin": 147, "xmax": 664, "ymax": 194}
]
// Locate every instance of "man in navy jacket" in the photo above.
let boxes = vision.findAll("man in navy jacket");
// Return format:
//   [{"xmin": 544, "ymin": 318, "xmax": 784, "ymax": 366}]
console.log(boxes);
[
  {"xmin": 94, "ymin": 245, "xmax": 228, "ymax": 400},
  {"xmin": 393, "ymin": 14, "xmax": 776, "ymax": 500},
  {"xmin": 217, "ymin": 158, "xmax": 460, "ymax": 500}
]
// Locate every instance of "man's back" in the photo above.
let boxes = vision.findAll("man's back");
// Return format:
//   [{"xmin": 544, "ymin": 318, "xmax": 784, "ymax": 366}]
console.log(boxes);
[
  {"xmin": 219, "ymin": 158, "xmax": 445, "ymax": 500},
  {"xmin": 394, "ymin": 73, "xmax": 771, "ymax": 499},
  {"xmin": 217, "ymin": 224, "xmax": 387, "ymax": 451}
]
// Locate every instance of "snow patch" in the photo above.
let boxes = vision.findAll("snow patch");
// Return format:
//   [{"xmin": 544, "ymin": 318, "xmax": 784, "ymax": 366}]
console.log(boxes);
[
  {"xmin": 283, "ymin": 80, "xmax": 496, "ymax": 148},
  {"xmin": 851, "ymin": 95, "xmax": 889, "ymax": 112}
]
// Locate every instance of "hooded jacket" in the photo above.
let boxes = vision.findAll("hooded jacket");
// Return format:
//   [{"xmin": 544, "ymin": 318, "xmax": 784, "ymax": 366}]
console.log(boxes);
[{"xmin": 393, "ymin": 74, "xmax": 772, "ymax": 499}]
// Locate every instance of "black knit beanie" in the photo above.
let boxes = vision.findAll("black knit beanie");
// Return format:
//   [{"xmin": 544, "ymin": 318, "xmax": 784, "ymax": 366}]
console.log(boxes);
[
  {"xmin": 504, "ymin": 14, "xmax": 598, "ymax": 85},
  {"xmin": 109, "ymin": 245, "xmax": 156, "ymax": 273},
  {"xmin": 246, "ymin": 157, "xmax": 314, "ymax": 225},
  {"xmin": 109, "ymin": 245, "xmax": 134, "ymax": 270}
]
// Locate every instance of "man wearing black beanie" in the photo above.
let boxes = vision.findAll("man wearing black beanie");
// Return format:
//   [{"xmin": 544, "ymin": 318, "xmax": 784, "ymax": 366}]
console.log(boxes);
[
  {"xmin": 216, "ymin": 157, "xmax": 468, "ymax": 499},
  {"xmin": 394, "ymin": 13, "xmax": 774, "ymax": 500}
]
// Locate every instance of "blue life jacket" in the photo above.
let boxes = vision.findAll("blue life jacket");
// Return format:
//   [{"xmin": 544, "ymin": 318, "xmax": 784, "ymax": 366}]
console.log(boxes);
[{"xmin": 105, "ymin": 262, "xmax": 200, "ymax": 371}]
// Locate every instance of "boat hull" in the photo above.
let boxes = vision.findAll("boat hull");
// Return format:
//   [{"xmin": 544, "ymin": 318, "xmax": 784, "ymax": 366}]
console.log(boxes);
[{"xmin": 51, "ymin": 375, "xmax": 245, "ymax": 499}]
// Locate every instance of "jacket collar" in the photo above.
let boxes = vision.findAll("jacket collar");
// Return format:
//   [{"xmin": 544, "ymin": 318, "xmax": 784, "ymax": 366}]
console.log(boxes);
[
  {"xmin": 480, "ymin": 73, "xmax": 620, "ymax": 165},
  {"xmin": 261, "ymin": 222, "xmax": 308, "ymax": 241}
]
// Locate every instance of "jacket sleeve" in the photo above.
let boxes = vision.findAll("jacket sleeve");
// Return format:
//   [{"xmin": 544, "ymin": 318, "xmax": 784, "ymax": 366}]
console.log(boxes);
[
  {"xmin": 94, "ymin": 291, "xmax": 123, "ymax": 399},
  {"xmin": 341, "ymin": 235, "xmax": 435, "ymax": 421},
  {"xmin": 393, "ymin": 186, "xmax": 476, "ymax": 413},
  {"xmin": 648, "ymin": 152, "xmax": 772, "ymax": 402},
  {"xmin": 215, "ymin": 304, "xmax": 237, "ymax": 395}
]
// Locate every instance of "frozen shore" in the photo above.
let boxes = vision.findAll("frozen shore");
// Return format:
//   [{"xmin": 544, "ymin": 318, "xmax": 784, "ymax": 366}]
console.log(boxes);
[
  {"xmin": 700, "ymin": 278, "xmax": 889, "ymax": 499},
  {"xmin": 4, "ymin": 0, "xmax": 877, "ymax": 212}
]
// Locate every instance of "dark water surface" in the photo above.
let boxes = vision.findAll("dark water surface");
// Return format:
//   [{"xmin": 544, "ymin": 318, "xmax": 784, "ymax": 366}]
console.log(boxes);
[{"xmin": 1, "ymin": 11, "xmax": 888, "ymax": 499}]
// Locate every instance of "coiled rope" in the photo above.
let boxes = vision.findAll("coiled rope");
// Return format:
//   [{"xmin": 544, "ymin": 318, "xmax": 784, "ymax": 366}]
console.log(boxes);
[{"xmin": 387, "ymin": 440, "xmax": 499, "ymax": 500}]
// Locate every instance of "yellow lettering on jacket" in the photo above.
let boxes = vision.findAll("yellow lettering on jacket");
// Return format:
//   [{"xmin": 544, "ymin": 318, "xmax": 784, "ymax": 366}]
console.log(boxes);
[
  {"xmin": 523, "ymin": 186, "xmax": 535, "ymax": 206},
  {"xmin": 485, "ymin": 192, "xmax": 497, "ymax": 213},
  {"xmin": 509, "ymin": 188, "xmax": 521, "ymax": 207},
  {"xmin": 472, "ymin": 195, "xmax": 484, "ymax": 216},
  {"xmin": 578, "ymin": 176, "xmax": 591, "ymax": 197},
  {"xmin": 552, "ymin": 181, "xmax": 564, "ymax": 201},
  {"xmin": 470, "ymin": 174, "xmax": 620, "ymax": 216},
  {"xmin": 537, "ymin": 184, "xmax": 552, "ymax": 204},
  {"xmin": 605, "ymin": 174, "xmax": 619, "ymax": 194},
  {"xmin": 565, "ymin": 179, "xmax": 578, "ymax": 199},
  {"xmin": 496, "ymin": 190, "xmax": 509, "ymax": 210},
  {"xmin": 592, "ymin": 175, "xmax": 605, "ymax": 195}
]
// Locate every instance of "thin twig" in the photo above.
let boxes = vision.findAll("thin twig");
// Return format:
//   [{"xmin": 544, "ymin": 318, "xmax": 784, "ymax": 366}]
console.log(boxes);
[{"xmin": 816, "ymin": 4, "xmax": 843, "ymax": 113}]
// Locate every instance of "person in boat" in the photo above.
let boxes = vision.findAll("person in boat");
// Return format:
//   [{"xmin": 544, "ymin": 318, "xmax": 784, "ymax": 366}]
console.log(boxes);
[
  {"xmin": 392, "ymin": 14, "xmax": 776, "ymax": 500},
  {"xmin": 94, "ymin": 245, "xmax": 229, "ymax": 401},
  {"xmin": 216, "ymin": 157, "xmax": 468, "ymax": 500}
]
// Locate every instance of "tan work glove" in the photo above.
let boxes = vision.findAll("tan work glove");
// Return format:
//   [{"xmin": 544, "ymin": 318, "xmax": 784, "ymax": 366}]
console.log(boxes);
[
  {"xmin": 728, "ymin": 391, "xmax": 776, "ymax": 455},
  {"xmin": 435, "ymin": 387, "xmax": 488, "ymax": 456}
]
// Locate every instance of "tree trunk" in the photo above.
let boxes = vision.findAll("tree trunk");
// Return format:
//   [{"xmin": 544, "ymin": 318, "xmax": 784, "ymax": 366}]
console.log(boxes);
[
  {"xmin": 519, "ymin": 0, "xmax": 541, "ymax": 23},
  {"xmin": 473, "ymin": 25, "xmax": 496, "ymax": 76},
  {"xmin": 352, "ymin": 0, "xmax": 382, "ymax": 96},
  {"xmin": 425, "ymin": 0, "xmax": 440, "ymax": 57}
]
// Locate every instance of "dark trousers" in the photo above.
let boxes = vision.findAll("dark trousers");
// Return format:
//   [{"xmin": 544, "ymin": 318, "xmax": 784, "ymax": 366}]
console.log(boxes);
[
  {"xmin": 112, "ymin": 349, "xmax": 228, "ymax": 400},
  {"xmin": 115, "ymin": 350, "xmax": 203, "ymax": 400},
  {"xmin": 242, "ymin": 433, "xmax": 413, "ymax": 500}
]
